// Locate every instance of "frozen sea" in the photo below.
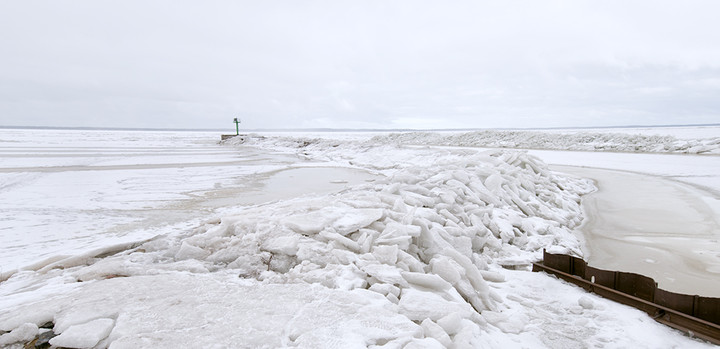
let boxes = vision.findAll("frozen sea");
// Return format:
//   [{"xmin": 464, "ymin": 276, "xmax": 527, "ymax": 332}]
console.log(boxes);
[{"xmin": 0, "ymin": 126, "xmax": 719, "ymax": 348}]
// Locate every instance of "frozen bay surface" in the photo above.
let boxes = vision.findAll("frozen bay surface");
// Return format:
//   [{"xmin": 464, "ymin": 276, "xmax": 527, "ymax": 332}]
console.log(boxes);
[
  {"xmin": 556, "ymin": 165, "xmax": 720, "ymax": 296},
  {"xmin": 0, "ymin": 129, "xmax": 377, "ymax": 273},
  {"xmin": 520, "ymin": 150, "xmax": 720, "ymax": 296},
  {"xmin": 0, "ymin": 126, "xmax": 718, "ymax": 348}
]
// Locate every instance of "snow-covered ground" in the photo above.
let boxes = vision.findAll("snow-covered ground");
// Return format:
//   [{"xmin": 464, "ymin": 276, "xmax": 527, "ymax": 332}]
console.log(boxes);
[{"xmin": 0, "ymin": 127, "xmax": 718, "ymax": 348}]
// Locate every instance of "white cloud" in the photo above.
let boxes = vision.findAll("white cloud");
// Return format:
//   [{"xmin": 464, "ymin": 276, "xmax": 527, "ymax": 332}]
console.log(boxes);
[{"xmin": 0, "ymin": 0, "xmax": 718, "ymax": 129}]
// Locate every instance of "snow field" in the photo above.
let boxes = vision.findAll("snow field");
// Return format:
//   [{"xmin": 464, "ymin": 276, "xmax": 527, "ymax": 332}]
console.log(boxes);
[{"xmin": 0, "ymin": 133, "xmax": 715, "ymax": 348}]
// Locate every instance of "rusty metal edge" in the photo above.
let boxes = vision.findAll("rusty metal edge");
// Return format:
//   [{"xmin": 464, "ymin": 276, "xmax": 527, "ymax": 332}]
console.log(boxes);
[{"xmin": 532, "ymin": 262, "xmax": 720, "ymax": 345}]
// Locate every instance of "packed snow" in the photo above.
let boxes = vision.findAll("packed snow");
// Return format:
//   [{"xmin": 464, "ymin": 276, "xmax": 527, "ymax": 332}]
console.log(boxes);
[{"xmin": 0, "ymin": 127, "xmax": 718, "ymax": 348}]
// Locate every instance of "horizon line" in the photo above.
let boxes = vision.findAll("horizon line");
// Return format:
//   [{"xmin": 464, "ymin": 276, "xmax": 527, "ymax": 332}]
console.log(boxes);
[{"xmin": 1, "ymin": 123, "xmax": 718, "ymax": 133}]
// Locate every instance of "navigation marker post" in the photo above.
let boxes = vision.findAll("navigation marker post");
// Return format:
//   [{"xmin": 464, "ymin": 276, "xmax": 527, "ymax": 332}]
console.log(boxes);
[
  {"xmin": 233, "ymin": 118, "xmax": 241, "ymax": 136},
  {"xmin": 221, "ymin": 118, "xmax": 243, "ymax": 141}
]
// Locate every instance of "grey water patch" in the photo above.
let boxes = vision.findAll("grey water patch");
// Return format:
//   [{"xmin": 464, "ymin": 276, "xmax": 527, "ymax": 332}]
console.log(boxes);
[{"xmin": 196, "ymin": 166, "xmax": 382, "ymax": 208}]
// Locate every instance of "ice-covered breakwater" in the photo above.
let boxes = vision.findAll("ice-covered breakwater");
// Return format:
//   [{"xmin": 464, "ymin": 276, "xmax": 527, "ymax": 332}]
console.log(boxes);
[
  {"xmin": 0, "ymin": 137, "xmax": 597, "ymax": 347},
  {"xmin": 373, "ymin": 130, "xmax": 720, "ymax": 154}
]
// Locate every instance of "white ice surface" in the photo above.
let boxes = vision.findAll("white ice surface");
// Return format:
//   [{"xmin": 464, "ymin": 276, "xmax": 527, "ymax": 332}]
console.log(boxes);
[
  {"xmin": 0, "ymin": 129, "xmax": 377, "ymax": 274},
  {"xmin": 518, "ymin": 149, "xmax": 720, "ymax": 296},
  {"xmin": 0, "ymin": 127, "xmax": 718, "ymax": 348},
  {"xmin": 557, "ymin": 166, "xmax": 720, "ymax": 296},
  {"xmin": 529, "ymin": 149, "xmax": 720, "ymax": 193}
]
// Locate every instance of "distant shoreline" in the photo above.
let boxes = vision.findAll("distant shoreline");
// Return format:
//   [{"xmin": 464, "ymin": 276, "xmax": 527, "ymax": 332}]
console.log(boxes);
[{"xmin": 0, "ymin": 123, "xmax": 718, "ymax": 133}]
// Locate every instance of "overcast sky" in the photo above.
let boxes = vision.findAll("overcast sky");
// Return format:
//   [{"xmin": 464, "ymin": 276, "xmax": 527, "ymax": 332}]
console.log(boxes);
[{"xmin": 1, "ymin": 1, "xmax": 719, "ymax": 130}]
